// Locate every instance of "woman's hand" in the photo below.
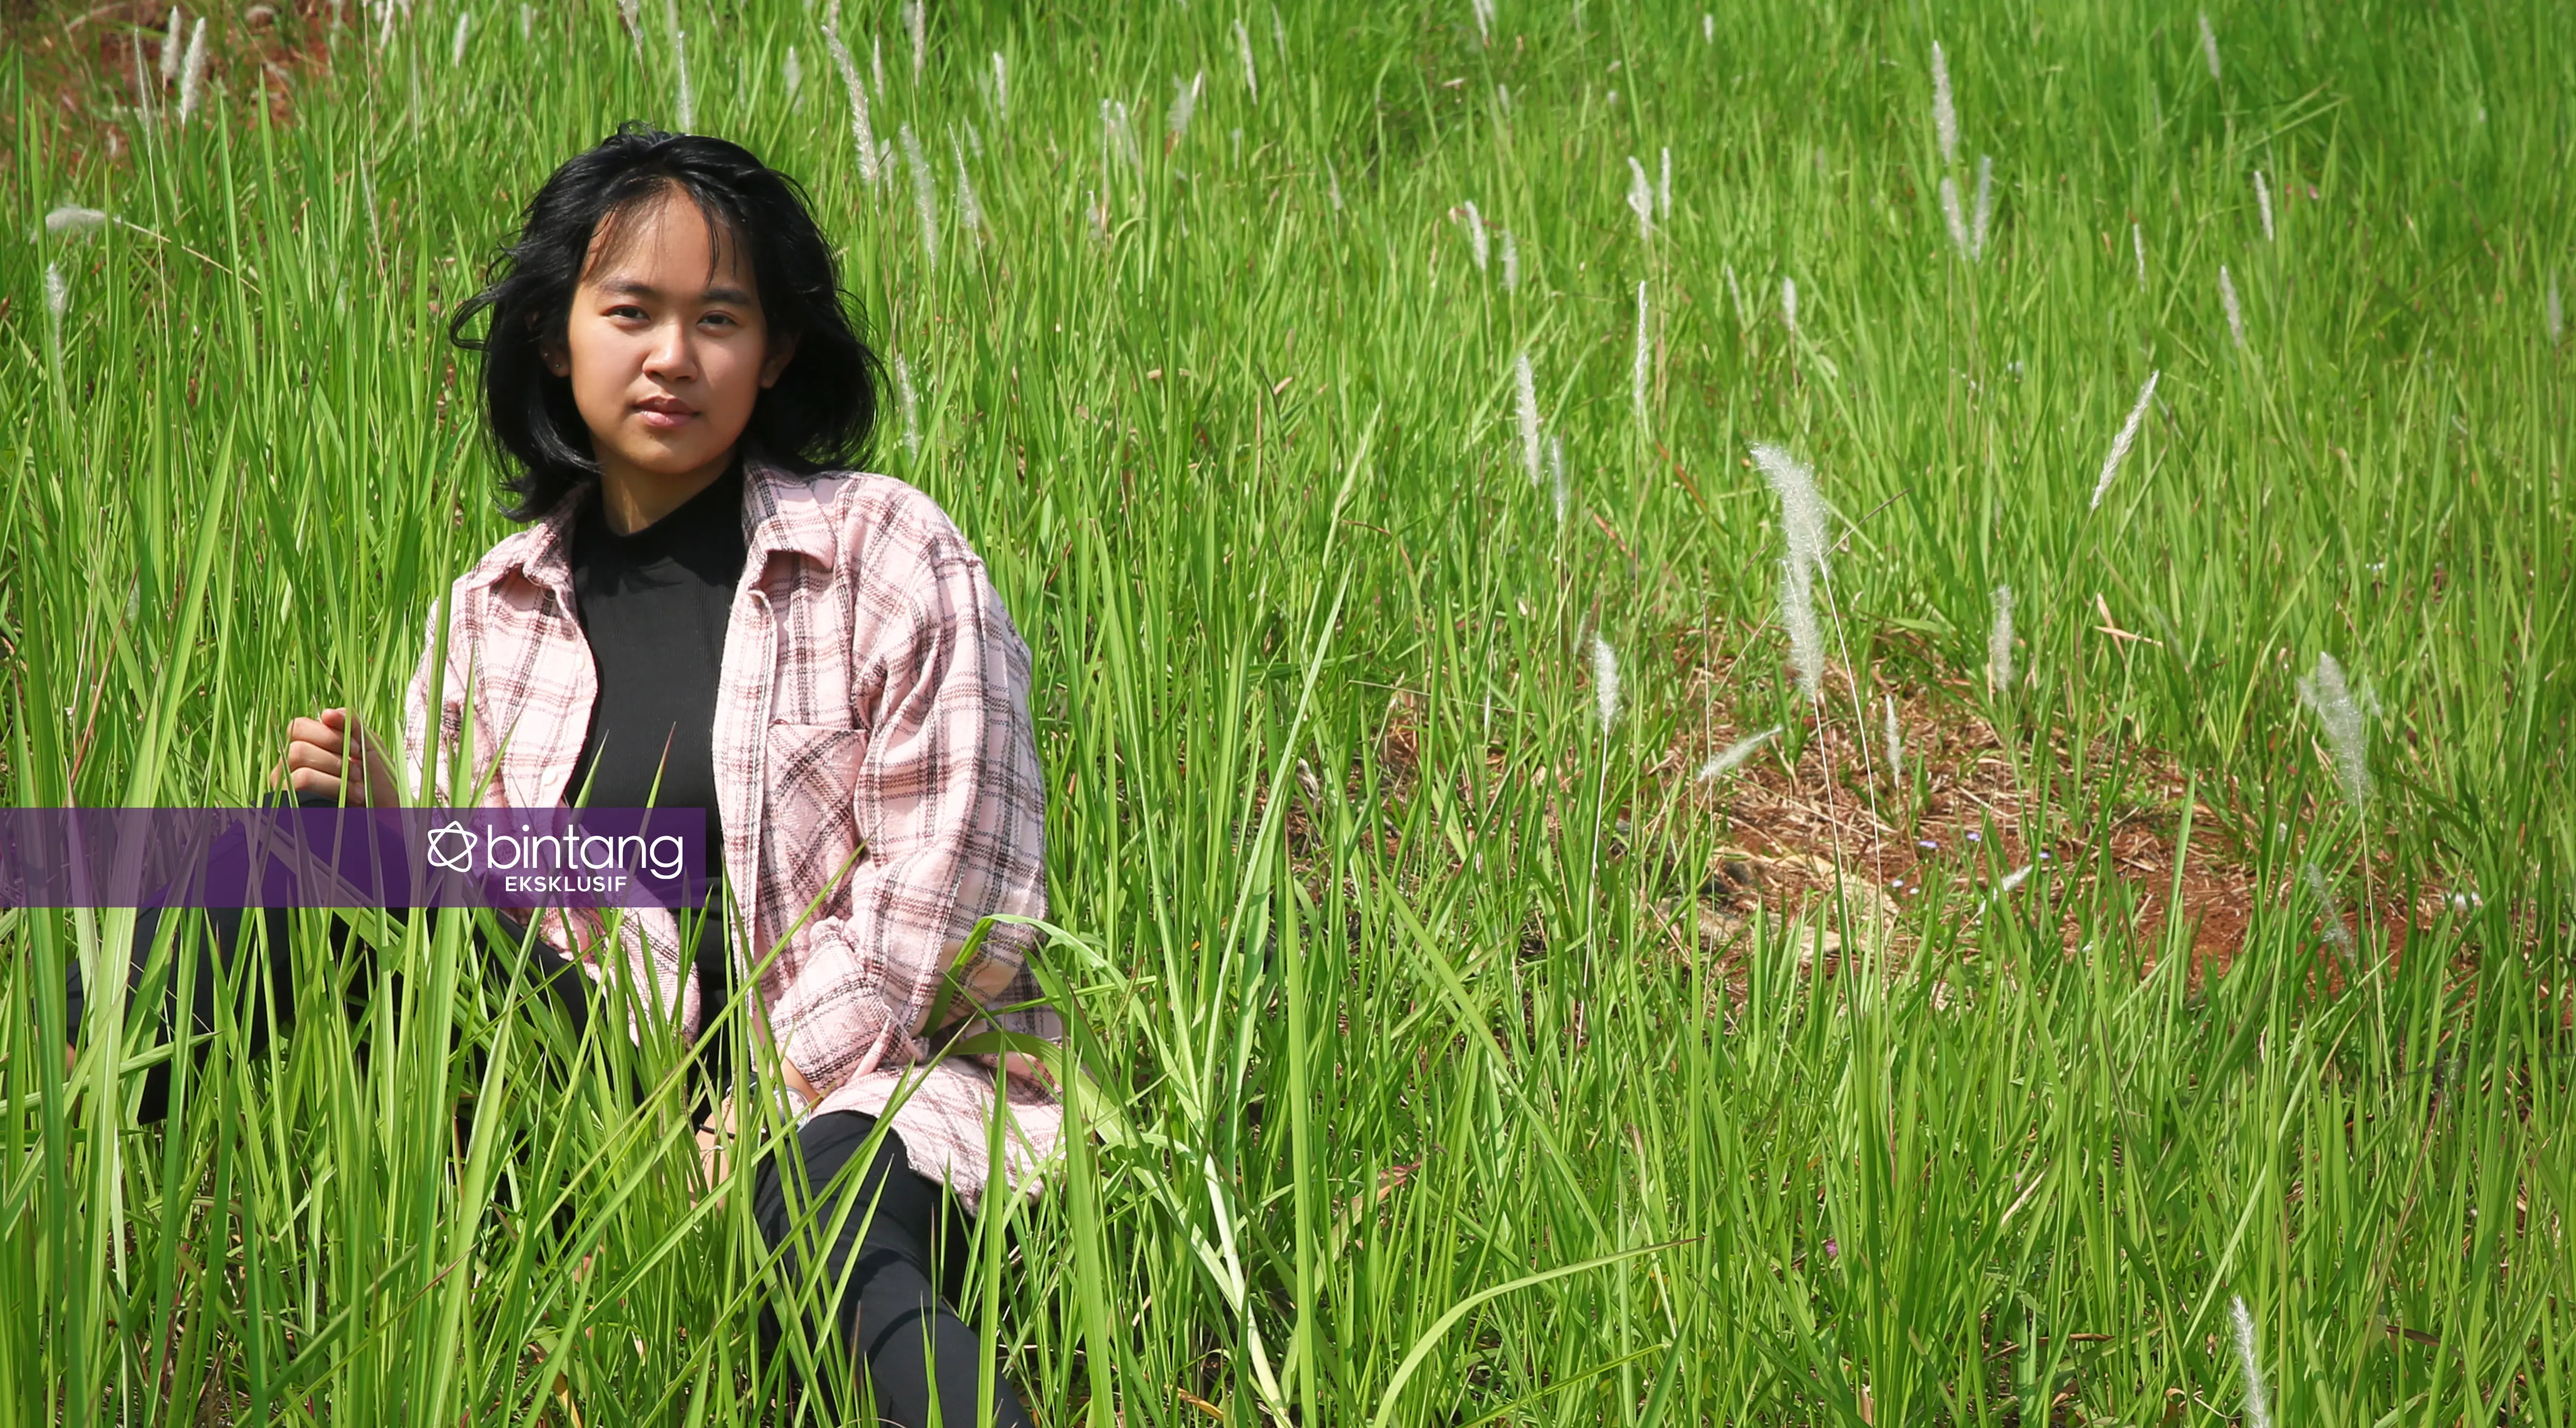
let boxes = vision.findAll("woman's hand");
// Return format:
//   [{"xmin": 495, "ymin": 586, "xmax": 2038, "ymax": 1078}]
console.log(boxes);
[{"xmin": 274, "ymin": 708, "xmax": 403, "ymax": 808}]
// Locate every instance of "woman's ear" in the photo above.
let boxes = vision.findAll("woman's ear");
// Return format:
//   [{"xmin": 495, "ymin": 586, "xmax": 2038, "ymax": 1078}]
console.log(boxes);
[
  {"xmin": 758, "ymin": 331, "xmax": 801, "ymax": 390},
  {"xmin": 539, "ymin": 334, "xmax": 571, "ymax": 378}
]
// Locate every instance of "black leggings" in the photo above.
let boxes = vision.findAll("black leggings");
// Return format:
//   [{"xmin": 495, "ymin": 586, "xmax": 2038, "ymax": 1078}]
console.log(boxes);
[{"xmin": 64, "ymin": 795, "xmax": 1036, "ymax": 1428}]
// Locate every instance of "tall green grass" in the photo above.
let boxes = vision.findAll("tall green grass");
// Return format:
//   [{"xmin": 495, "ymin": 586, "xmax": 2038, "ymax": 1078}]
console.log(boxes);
[{"xmin": 4, "ymin": 1, "xmax": 2571, "ymax": 1422}]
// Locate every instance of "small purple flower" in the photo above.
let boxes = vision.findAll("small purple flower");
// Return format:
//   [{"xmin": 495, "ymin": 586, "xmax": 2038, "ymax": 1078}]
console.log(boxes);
[{"xmin": 1823, "ymin": 1238, "xmax": 1839, "ymax": 1261}]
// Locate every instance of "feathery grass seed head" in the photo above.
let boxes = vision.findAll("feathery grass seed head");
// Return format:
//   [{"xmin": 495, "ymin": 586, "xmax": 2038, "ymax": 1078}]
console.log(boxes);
[
  {"xmin": 1626, "ymin": 157, "xmax": 1654, "ymax": 244},
  {"xmin": 1515, "ymin": 354, "xmax": 1541, "ymax": 486},
  {"xmin": 1235, "ymin": 20, "xmax": 1257, "ymax": 97},
  {"xmin": 1751, "ymin": 443, "xmax": 1829, "ymax": 580},
  {"xmin": 2229, "ymin": 1297, "xmax": 2274, "ymax": 1428},
  {"xmin": 673, "ymin": 29, "xmax": 693, "ymax": 128},
  {"xmin": 894, "ymin": 352, "xmax": 921, "ymax": 459},
  {"xmin": 951, "ymin": 134, "xmax": 983, "ymax": 237},
  {"xmin": 1169, "ymin": 71, "xmax": 1204, "ymax": 139},
  {"xmin": 2297, "ymin": 651, "xmax": 2372, "ymax": 812},
  {"xmin": 2133, "ymin": 222, "xmax": 2147, "ymax": 287},
  {"xmin": 1590, "ymin": 634, "xmax": 1622, "ymax": 732},
  {"xmin": 1461, "ymin": 200, "xmax": 1488, "ymax": 271},
  {"xmin": 452, "ymin": 11, "xmax": 472, "ymax": 66},
  {"xmin": 1782, "ymin": 276, "xmax": 1798, "ymax": 336},
  {"xmin": 1988, "ymin": 584, "xmax": 2015, "ymax": 694},
  {"xmin": 177, "ymin": 17, "xmax": 207, "ymax": 123},
  {"xmin": 46, "ymin": 206, "xmax": 109, "ymax": 238},
  {"xmin": 1697, "ymin": 726, "xmax": 1781, "ymax": 782},
  {"xmin": 2253, "ymin": 170, "xmax": 2274, "ymax": 241},
  {"xmin": 783, "ymin": 45, "xmax": 802, "ymax": 98},
  {"xmin": 1883, "ymin": 694, "xmax": 1904, "ymax": 787},
  {"xmin": 1501, "ymin": 230, "xmax": 1519, "ymax": 292},
  {"xmin": 2199, "ymin": 12, "xmax": 2223, "ymax": 82},
  {"xmin": 900, "ymin": 124, "xmax": 939, "ymax": 268},
  {"xmin": 44, "ymin": 263, "xmax": 68, "ymax": 324},
  {"xmin": 992, "ymin": 52, "xmax": 1008, "ymax": 117},
  {"xmin": 903, "ymin": 0, "xmax": 924, "ymax": 80},
  {"xmin": 2220, "ymin": 263, "xmax": 2246, "ymax": 348},
  {"xmin": 1631, "ymin": 282, "xmax": 1651, "ymax": 432},
  {"xmin": 1940, "ymin": 176, "xmax": 1968, "ymax": 258},
  {"xmin": 1930, "ymin": 40, "xmax": 1958, "ymax": 165},
  {"xmin": 1548, "ymin": 435, "xmax": 1568, "ymax": 525},
  {"xmin": 1658, "ymin": 147, "xmax": 1671, "ymax": 220},
  {"xmin": 161, "ymin": 6, "xmax": 184, "ymax": 81},
  {"xmin": 2089, "ymin": 369, "xmax": 2161, "ymax": 511},
  {"xmin": 822, "ymin": 18, "xmax": 878, "ymax": 183}
]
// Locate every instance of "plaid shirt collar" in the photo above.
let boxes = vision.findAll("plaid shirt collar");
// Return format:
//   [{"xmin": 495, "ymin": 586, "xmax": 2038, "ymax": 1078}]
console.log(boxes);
[{"xmin": 471, "ymin": 445, "xmax": 841, "ymax": 602}]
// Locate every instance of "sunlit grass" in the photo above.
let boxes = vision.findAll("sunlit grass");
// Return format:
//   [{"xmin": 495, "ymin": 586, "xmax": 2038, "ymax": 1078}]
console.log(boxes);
[{"xmin": 4, "ymin": 1, "xmax": 2571, "ymax": 1423}]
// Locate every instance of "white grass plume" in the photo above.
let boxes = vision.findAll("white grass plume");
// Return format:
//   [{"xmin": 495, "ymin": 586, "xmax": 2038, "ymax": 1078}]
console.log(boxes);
[
  {"xmin": 1470, "ymin": 0, "xmax": 1493, "ymax": 45},
  {"xmin": 1751, "ymin": 443, "xmax": 1829, "ymax": 581},
  {"xmin": 2133, "ymin": 222, "xmax": 2147, "ymax": 287},
  {"xmin": 871, "ymin": 32, "xmax": 885, "ymax": 95},
  {"xmin": 674, "ymin": 29, "xmax": 693, "ymax": 129},
  {"xmin": 2229, "ymin": 1297, "xmax": 2274, "ymax": 1428},
  {"xmin": 451, "ymin": 10, "xmax": 471, "ymax": 66},
  {"xmin": 2220, "ymin": 263, "xmax": 2246, "ymax": 349},
  {"xmin": 1169, "ymin": 70, "xmax": 1204, "ymax": 140},
  {"xmin": 1658, "ymin": 146, "xmax": 1671, "ymax": 221},
  {"xmin": 2548, "ymin": 277, "xmax": 2563, "ymax": 345},
  {"xmin": 1987, "ymin": 584, "xmax": 2015, "ymax": 694},
  {"xmin": 1461, "ymin": 200, "xmax": 1488, "ymax": 270},
  {"xmin": 44, "ymin": 262, "xmax": 67, "ymax": 325},
  {"xmin": 2199, "ymin": 12, "xmax": 2223, "ymax": 83},
  {"xmin": 1326, "ymin": 157, "xmax": 1345, "ymax": 211},
  {"xmin": 992, "ymin": 52, "xmax": 1009, "ymax": 119},
  {"xmin": 822, "ymin": 11, "xmax": 879, "ymax": 184},
  {"xmin": 1631, "ymin": 281, "xmax": 1651, "ymax": 433},
  {"xmin": 951, "ymin": 133, "xmax": 983, "ymax": 237},
  {"xmin": 1970, "ymin": 155, "xmax": 1993, "ymax": 259},
  {"xmin": 2303, "ymin": 863, "xmax": 2355, "ymax": 953},
  {"xmin": 160, "ymin": 7, "xmax": 184, "ymax": 82},
  {"xmin": 784, "ymin": 45, "xmax": 802, "ymax": 98},
  {"xmin": 1697, "ymin": 727, "xmax": 1780, "ymax": 782},
  {"xmin": 1753, "ymin": 443, "xmax": 1831, "ymax": 699},
  {"xmin": 1548, "ymin": 435, "xmax": 1568, "ymax": 525},
  {"xmin": 2089, "ymin": 369, "xmax": 2161, "ymax": 511},
  {"xmin": 1777, "ymin": 559, "xmax": 1826, "ymax": 701},
  {"xmin": 2253, "ymin": 170, "xmax": 2275, "ymax": 241},
  {"xmin": 619, "ymin": 0, "xmax": 641, "ymax": 55},
  {"xmin": 1940, "ymin": 176, "xmax": 1968, "ymax": 258},
  {"xmin": 1590, "ymin": 634, "xmax": 1622, "ymax": 732},
  {"xmin": 1930, "ymin": 40, "xmax": 1958, "ymax": 165},
  {"xmin": 46, "ymin": 206, "xmax": 109, "ymax": 238},
  {"xmin": 894, "ymin": 352, "xmax": 922, "ymax": 459},
  {"xmin": 903, "ymin": 0, "xmax": 924, "ymax": 81},
  {"xmin": 1997, "ymin": 863, "xmax": 2034, "ymax": 894},
  {"xmin": 1782, "ymin": 276, "xmax": 1799, "ymax": 337},
  {"xmin": 2297, "ymin": 651, "xmax": 2371, "ymax": 812},
  {"xmin": 1236, "ymin": 19, "xmax": 1258, "ymax": 97},
  {"xmin": 1883, "ymin": 694, "xmax": 1904, "ymax": 788},
  {"xmin": 176, "ymin": 16, "xmax": 207, "ymax": 123},
  {"xmin": 1500, "ymin": 230, "xmax": 1519, "ymax": 291},
  {"xmin": 900, "ymin": 124, "xmax": 938, "ymax": 269},
  {"xmin": 1626, "ymin": 156, "xmax": 1654, "ymax": 244},
  {"xmin": 521, "ymin": 4, "xmax": 533, "ymax": 43},
  {"xmin": 1725, "ymin": 262, "xmax": 1747, "ymax": 328},
  {"xmin": 1515, "ymin": 353, "xmax": 1541, "ymax": 486}
]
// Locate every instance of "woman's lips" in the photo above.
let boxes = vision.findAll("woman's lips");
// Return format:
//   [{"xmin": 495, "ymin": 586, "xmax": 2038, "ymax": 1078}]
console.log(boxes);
[{"xmin": 634, "ymin": 398, "xmax": 697, "ymax": 430}]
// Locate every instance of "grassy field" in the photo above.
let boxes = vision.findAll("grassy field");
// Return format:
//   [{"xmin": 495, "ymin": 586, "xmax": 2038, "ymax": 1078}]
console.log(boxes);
[{"xmin": 5, "ymin": 0, "xmax": 2573, "ymax": 1422}]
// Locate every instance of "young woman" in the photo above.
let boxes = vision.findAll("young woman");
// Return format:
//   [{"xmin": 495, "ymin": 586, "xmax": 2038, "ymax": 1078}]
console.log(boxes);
[{"xmin": 119, "ymin": 125, "xmax": 1058, "ymax": 1425}]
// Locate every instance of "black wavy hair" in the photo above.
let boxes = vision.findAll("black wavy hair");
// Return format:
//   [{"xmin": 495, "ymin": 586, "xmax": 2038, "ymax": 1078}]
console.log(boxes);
[{"xmin": 449, "ymin": 123, "xmax": 879, "ymax": 522}]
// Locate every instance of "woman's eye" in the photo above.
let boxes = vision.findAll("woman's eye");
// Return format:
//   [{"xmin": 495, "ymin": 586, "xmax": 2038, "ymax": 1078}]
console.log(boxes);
[
  {"xmin": 701, "ymin": 311, "xmax": 739, "ymax": 329},
  {"xmin": 608, "ymin": 304, "xmax": 648, "ymax": 321}
]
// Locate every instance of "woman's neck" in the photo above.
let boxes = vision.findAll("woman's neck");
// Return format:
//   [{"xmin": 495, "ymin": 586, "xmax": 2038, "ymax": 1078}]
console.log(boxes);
[{"xmin": 597, "ymin": 447, "xmax": 739, "ymax": 536}]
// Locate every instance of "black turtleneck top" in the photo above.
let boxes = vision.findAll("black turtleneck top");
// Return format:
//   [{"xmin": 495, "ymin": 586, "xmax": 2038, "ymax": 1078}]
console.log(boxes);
[{"xmin": 565, "ymin": 463, "xmax": 745, "ymax": 1033}]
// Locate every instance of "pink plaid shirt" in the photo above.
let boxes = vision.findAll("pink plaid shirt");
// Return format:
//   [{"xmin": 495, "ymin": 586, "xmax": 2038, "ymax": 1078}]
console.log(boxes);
[{"xmin": 398, "ymin": 448, "xmax": 1059, "ymax": 1208}]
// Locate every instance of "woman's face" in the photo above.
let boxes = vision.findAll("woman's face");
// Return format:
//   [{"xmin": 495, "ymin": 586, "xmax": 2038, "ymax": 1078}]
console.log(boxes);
[{"xmin": 549, "ymin": 187, "xmax": 795, "ymax": 485}]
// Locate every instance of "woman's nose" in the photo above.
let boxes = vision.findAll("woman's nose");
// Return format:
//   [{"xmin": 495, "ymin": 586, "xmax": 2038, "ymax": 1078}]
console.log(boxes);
[{"xmin": 643, "ymin": 321, "xmax": 698, "ymax": 380}]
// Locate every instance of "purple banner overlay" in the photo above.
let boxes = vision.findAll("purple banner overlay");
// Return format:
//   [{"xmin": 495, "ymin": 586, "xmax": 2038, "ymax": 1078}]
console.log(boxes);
[{"xmin": 0, "ymin": 808, "xmax": 709, "ymax": 911}]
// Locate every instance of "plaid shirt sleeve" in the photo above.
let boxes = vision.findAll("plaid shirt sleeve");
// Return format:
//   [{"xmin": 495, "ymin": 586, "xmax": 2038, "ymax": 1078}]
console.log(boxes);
[{"xmin": 767, "ymin": 518, "xmax": 1058, "ymax": 1098}]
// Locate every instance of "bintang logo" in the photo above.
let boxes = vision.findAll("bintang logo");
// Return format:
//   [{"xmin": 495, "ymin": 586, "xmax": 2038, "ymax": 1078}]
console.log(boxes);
[{"xmin": 425, "ymin": 817, "xmax": 690, "ymax": 899}]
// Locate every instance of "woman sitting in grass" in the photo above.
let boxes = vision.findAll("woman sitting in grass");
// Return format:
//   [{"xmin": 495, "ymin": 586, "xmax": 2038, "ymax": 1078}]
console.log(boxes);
[{"xmin": 109, "ymin": 124, "xmax": 1056, "ymax": 1427}]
